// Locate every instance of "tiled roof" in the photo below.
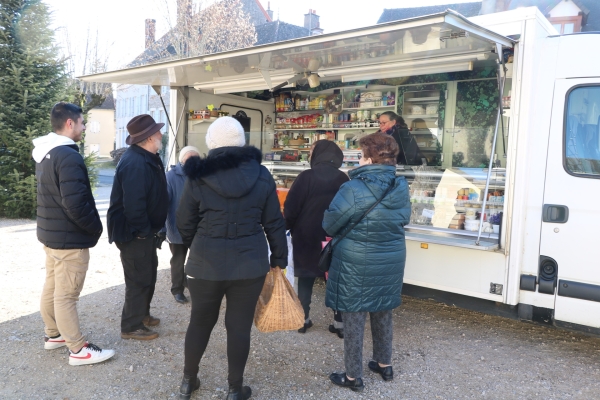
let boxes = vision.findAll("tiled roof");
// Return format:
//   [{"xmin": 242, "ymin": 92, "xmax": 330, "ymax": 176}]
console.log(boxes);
[
  {"xmin": 255, "ymin": 20, "xmax": 309, "ymax": 46},
  {"xmin": 377, "ymin": 2, "xmax": 482, "ymax": 24}
]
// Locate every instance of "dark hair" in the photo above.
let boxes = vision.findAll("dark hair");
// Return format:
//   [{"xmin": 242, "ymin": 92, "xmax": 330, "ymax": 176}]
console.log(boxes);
[
  {"xmin": 51, "ymin": 102, "xmax": 83, "ymax": 132},
  {"xmin": 359, "ymin": 133, "xmax": 399, "ymax": 166},
  {"xmin": 380, "ymin": 111, "xmax": 407, "ymax": 129}
]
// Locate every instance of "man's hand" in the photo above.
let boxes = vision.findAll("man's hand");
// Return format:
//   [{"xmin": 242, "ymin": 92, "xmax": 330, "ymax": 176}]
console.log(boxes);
[{"xmin": 155, "ymin": 231, "xmax": 166, "ymax": 249}]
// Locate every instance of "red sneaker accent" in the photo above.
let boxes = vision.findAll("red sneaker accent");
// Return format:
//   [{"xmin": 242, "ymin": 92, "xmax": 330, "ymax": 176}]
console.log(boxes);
[{"xmin": 70, "ymin": 353, "xmax": 92, "ymax": 359}]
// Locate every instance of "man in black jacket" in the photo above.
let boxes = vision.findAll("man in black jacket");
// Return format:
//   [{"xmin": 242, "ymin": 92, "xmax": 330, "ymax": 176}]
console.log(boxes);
[
  {"xmin": 107, "ymin": 114, "xmax": 168, "ymax": 341},
  {"xmin": 33, "ymin": 102, "xmax": 115, "ymax": 366}
]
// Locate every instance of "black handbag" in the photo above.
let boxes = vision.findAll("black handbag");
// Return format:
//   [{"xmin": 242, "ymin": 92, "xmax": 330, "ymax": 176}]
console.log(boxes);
[{"xmin": 318, "ymin": 182, "xmax": 395, "ymax": 273}]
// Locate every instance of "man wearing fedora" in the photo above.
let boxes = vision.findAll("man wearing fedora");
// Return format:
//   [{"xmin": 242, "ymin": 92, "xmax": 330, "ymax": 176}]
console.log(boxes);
[{"xmin": 107, "ymin": 114, "xmax": 169, "ymax": 340}]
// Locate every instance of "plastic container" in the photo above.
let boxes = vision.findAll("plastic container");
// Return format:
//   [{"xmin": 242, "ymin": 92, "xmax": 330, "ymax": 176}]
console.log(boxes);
[
  {"xmin": 426, "ymin": 104, "xmax": 438, "ymax": 114},
  {"xmin": 464, "ymin": 219, "xmax": 479, "ymax": 231}
]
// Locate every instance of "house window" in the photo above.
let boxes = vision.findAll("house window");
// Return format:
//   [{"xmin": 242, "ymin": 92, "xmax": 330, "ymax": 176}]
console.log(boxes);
[{"xmin": 548, "ymin": 16, "xmax": 582, "ymax": 34}]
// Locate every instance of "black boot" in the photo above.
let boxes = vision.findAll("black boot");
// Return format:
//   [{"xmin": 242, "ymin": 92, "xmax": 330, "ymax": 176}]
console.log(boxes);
[
  {"xmin": 329, "ymin": 372, "xmax": 364, "ymax": 392},
  {"xmin": 298, "ymin": 320, "xmax": 313, "ymax": 333},
  {"xmin": 179, "ymin": 374, "xmax": 200, "ymax": 400},
  {"xmin": 225, "ymin": 384, "xmax": 252, "ymax": 400}
]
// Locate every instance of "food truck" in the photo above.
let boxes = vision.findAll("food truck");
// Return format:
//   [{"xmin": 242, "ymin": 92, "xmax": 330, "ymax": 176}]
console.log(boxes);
[{"xmin": 82, "ymin": 7, "xmax": 600, "ymax": 334}]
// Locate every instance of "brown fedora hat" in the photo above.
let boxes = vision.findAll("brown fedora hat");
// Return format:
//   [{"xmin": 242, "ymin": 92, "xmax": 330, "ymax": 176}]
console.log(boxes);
[{"xmin": 126, "ymin": 114, "xmax": 165, "ymax": 145}]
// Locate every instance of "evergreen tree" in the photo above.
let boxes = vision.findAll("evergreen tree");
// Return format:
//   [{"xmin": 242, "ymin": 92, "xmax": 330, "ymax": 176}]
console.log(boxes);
[{"xmin": 0, "ymin": 0, "xmax": 67, "ymax": 217}]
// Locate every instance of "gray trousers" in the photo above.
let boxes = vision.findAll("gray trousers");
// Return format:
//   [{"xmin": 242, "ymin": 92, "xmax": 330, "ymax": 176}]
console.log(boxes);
[{"xmin": 343, "ymin": 310, "xmax": 393, "ymax": 379}]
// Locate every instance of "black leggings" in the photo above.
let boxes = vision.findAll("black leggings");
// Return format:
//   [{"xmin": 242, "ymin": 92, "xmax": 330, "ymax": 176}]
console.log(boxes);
[
  {"xmin": 298, "ymin": 276, "xmax": 342, "ymax": 323},
  {"xmin": 183, "ymin": 275, "xmax": 266, "ymax": 387},
  {"xmin": 297, "ymin": 277, "xmax": 316, "ymax": 320}
]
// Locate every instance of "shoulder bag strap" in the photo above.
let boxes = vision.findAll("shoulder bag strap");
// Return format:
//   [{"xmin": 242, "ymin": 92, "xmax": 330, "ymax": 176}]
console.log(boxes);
[{"xmin": 330, "ymin": 180, "xmax": 395, "ymax": 249}]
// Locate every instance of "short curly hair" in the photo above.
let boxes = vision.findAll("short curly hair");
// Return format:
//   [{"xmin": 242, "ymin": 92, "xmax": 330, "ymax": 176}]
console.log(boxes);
[{"xmin": 359, "ymin": 133, "xmax": 399, "ymax": 166}]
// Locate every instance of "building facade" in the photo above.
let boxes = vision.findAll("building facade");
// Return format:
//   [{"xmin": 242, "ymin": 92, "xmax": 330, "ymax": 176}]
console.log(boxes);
[
  {"xmin": 85, "ymin": 94, "xmax": 116, "ymax": 157},
  {"xmin": 114, "ymin": 0, "xmax": 319, "ymax": 150}
]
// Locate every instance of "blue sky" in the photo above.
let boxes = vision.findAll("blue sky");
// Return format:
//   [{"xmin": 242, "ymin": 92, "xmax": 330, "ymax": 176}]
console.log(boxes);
[{"xmin": 48, "ymin": 0, "xmax": 478, "ymax": 72}]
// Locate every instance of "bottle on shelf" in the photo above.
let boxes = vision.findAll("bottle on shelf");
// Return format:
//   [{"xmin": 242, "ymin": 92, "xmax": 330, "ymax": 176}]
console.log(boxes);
[{"xmin": 382, "ymin": 93, "xmax": 388, "ymax": 106}]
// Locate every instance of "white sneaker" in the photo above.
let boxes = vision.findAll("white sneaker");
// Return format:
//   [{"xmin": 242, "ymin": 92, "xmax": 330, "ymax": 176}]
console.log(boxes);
[
  {"xmin": 69, "ymin": 342, "xmax": 115, "ymax": 366},
  {"xmin": 44, "ymin": 335, "xmax": 66, "ymax": 350}
]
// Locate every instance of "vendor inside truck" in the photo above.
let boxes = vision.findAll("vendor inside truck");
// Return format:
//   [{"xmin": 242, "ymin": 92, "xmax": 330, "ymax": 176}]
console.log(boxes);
[{"xmin": 377, "ymin": 111, "xmax": 424, "ymax": 165}]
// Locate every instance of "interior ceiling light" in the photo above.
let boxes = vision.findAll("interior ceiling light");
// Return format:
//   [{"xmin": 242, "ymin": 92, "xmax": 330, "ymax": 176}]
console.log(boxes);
[
  {"xmin": 341, "ymin": 61, "xmax": 472, "ymax": 83},
  {"xmin": 213, "ymin": 83, "xmax": 295, "ymax": 95},
  {"xmin": 307, "ymin": 58, "xmax": 322, "ymax": 71},
  {"xmin": 193, "ymin": 75, "xmax": 294, "ymax": 91},
  {"xmin": 209, "ymin": 68, "xmax": 295, "ymax": 83},
  {"xmin": 307, "ymin": 73, "xmax": 320, "ymax": 88},
  {"xmin": 320, "ymin": 53, "xmax": 484, "ymax": 78},
  {"xmin": 340, "ymin": 47, "xmax": 489, "ymax": 67}
]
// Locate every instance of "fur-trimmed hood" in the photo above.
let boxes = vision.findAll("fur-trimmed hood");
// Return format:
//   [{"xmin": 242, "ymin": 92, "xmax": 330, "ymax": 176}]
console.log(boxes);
[{"xmin": 183, "ymin": 146, "xmax": 263, "ymax": 199}]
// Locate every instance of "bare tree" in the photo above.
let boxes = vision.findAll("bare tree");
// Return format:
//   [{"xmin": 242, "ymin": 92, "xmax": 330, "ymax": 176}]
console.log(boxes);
[{"xmin": 146, "ymin": 0, "xmax": 256, "ymax": 65}]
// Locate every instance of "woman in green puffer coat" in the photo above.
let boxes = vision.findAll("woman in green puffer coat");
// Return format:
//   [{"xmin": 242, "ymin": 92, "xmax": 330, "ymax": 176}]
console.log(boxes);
[{"xmin": 323, "ymin": 133, "xmax": 411, "ymax": 392}]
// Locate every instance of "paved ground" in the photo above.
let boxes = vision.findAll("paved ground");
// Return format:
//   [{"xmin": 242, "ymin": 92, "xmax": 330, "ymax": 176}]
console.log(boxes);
[{"xmin": 1, "ymin": 185, "xmax": 600, "ymax": 399}]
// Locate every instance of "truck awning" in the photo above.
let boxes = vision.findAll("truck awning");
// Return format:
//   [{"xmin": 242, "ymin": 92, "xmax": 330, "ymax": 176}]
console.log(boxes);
[{"xmin": 80, "ymin": 10, "xmax": 514, "ymax": 92}]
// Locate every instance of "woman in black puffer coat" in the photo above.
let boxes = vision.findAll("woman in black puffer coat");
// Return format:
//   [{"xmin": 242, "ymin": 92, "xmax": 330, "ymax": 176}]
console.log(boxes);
[
  {"xmin": 284, "ymin": 140, "xmax": 349, "ymax": 336},
  {"xmin": 176, "ymin": 117, "xmax": 287, "ymax": 400}
]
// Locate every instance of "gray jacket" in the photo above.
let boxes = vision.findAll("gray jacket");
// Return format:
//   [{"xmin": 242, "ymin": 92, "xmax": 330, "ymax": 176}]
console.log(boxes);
[{"xmin": 165, "ymin": 162, "xmax": 186, "ymax": 244}]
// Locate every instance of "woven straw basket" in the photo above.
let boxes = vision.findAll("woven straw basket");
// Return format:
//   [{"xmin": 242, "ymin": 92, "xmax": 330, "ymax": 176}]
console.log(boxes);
[{"xmin": 254, "ymin": 268, "xmax": 305, "ymax": 332}]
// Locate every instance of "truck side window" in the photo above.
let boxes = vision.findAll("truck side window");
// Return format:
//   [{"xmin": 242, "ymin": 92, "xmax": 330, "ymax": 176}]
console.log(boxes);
[{"xmin": 565, "ymin": 86, "xmax": 600, "ymax": 177}]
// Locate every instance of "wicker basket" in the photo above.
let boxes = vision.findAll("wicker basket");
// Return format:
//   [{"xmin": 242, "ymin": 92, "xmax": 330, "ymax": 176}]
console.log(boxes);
[
  {"xmin": 288, "ymin": 138, "xmax": 308, "ymax": 146},
  {"xmin": 254, "ymin": 268, "xmax": 304, "ymax": 332}
]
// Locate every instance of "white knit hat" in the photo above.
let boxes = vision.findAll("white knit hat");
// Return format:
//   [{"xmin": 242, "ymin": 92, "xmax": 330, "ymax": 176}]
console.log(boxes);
[
  {"xmin": 205, "ymin": 117, "xmax": 246, "ymax": 150},
  {"xmin": 178, "ymin": 145, "xmax": 200, "ymax": 163}
]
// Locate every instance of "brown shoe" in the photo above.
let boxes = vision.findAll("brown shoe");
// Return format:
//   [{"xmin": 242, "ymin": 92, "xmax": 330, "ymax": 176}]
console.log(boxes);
[
  {"xmin": 121, "ymin": 327, "xmax": 159, "ymax": 340},
  {"xmin": 142, "ymin": 315, "xmax": 160, "ymax": 326}
]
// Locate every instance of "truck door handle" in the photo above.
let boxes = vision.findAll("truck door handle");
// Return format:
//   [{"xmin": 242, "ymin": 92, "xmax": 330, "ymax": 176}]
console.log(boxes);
[{"xmin": 542, "ymin": 204, "xmax": 569, "ymax": 223}]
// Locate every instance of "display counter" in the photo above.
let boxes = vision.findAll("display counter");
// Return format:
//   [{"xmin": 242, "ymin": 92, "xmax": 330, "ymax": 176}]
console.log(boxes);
[{"xmin": 265, "ymin": 160, "xmax": 504, "ymax": 251}]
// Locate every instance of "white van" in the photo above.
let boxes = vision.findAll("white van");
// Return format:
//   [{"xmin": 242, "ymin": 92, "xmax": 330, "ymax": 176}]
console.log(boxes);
[{"xmin": 82, "ymin": 7, "xmax": 600, "ymax": 334}]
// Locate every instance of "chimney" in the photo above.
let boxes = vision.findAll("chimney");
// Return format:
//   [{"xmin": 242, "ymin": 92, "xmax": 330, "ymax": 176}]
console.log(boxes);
[
  {"xmin": 177, "ymin": 0, "xmax": 193, "ymax": 28},
  {"xmin": 304, "ymin": 9, "xmax": 323, "ymax": 36},
  {"xmin": 266, "ymin": 2, "xmax": 274, "ymax": 21},
  {"xmin": 145, "ymin": 19, "xmax": 156, "ymax": 49}
]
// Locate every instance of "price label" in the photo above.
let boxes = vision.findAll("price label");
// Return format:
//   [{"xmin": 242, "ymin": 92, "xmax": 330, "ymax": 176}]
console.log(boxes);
[{"xmin": 422, "ymin": 209, "xmax": 435, "ymax": 219}]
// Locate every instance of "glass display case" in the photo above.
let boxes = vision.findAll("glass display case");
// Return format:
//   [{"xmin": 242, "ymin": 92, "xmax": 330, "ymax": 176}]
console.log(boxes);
[
  {"xmin": 398, "ymin": 166, "xmax": 505, "ymax": 240},
  {"xmin": 264, "ymin": 161, "xmax": 505, "ymax": 249}
]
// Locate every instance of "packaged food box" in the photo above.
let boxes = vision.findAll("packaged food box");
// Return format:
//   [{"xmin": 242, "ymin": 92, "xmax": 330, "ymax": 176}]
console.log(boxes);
[{"xmin": 281, "ymin": 150, "xmax": 299, "ymax": 162}]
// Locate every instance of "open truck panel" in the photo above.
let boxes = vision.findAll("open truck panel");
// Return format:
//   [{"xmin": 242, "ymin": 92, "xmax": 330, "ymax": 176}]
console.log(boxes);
[{"xmin": 81, "ymin": 7, "xmax": 600, "ymax": 334}]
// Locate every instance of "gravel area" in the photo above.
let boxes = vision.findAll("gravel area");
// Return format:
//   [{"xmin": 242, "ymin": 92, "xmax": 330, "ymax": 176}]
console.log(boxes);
[{"xmin": 2, "ymin": 188, "xmax": 600, "ymax": 399}]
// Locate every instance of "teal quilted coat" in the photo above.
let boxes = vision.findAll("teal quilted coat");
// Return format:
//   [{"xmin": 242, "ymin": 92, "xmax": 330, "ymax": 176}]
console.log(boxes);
[{"xmin": 323, "ymin": 164, "xmax": 411, "ymax": 313}]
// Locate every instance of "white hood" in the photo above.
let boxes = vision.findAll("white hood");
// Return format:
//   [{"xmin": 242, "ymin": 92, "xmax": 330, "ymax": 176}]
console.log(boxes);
[{"xmin": 32, "ymin": 132, "xmax": 77, "ymax": 163}]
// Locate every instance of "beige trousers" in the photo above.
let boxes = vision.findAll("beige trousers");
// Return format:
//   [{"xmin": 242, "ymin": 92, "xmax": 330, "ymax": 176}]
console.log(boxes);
[{"xmin": 40, "ymin": 246, "xmax": 89, "ymax": 351}]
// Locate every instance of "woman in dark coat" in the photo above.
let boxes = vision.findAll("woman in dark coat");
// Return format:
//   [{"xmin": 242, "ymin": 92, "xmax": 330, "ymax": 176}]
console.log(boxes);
[
  {"xmin": 323, "ymin": 133, "xmax": 411, "ymax": 392},
  {"xmin": 176, "ymin": 117, "xmax": 287, "ymax": 400},
  {"xmin": 378, "ymin": 111, "xmax": 423, "ymax": 165},
  {"xmin": 283, "ymin": 140, "xmax": 349, "ymax": 336}
]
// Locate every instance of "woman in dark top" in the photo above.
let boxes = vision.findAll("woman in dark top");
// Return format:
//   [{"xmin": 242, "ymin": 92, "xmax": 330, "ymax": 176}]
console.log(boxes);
[
  {"xmin": 378, "ymin": 111, "xmax": 423, "ymax": 165},
  {"xmin": 284, "ymin": 140, "xmax": 349, "ymax": 337}
]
